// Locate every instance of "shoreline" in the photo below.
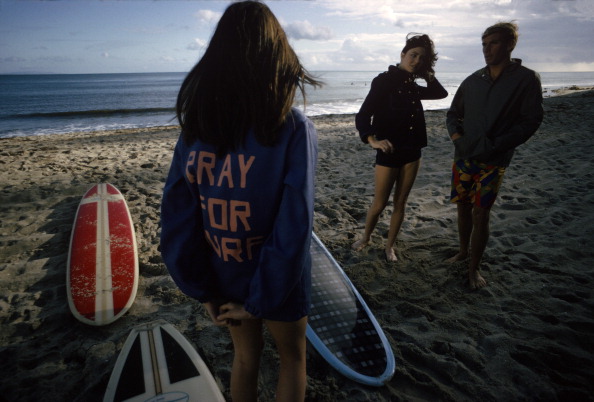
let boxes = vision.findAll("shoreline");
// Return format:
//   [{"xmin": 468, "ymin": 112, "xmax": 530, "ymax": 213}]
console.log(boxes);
[
  {"xmin": 1, "ymin": 91, "xmax": 594, "ymax": 401},
  {"xmin": 1, "ymin": 85, "xmax": 593, "ymax": 141}
]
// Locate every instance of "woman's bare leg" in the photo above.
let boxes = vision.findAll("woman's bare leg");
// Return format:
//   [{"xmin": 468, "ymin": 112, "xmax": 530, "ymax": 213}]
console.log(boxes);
[
  {"xmin": 265, "ymin": 317, "xmax": 308, "ymax": 402},
  {"xmin": 385, "ymin": 159, "xmax": 421, "ymax": 262},
  {"xmin": 352, "ymin": 165, "xmax": 398, "ymax": 251},
  {"xmin": 228, "ymin": 319, "xmax": 264, "ymax": 402}
]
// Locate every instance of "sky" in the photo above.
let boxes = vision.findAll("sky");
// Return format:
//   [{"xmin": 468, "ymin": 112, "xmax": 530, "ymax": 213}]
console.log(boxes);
[{"xmin": 1, "ymin": 0, "xmax": 593, "ymax": 75}]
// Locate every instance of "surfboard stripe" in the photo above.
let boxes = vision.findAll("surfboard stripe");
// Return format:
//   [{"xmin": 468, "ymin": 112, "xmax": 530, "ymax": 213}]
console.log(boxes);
[
  {"xmin": 147, "ymin": 328, "xmax": 163, "ymax": 395},
  {"xmin": 96, "ymin": 183, "xmax": 115, "ymax": 324}
]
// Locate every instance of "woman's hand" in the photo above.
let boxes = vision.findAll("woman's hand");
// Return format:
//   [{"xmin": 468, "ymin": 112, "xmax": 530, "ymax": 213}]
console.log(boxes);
[
  {"xmin": 217, "ymin": 302, "xmax": 257, "ymax": 327},
  {"xmin": 204, "ymin": 301, "xmax": 228, "ymax": 327},
  {"xmin": 368, "ymin": 135, "xmax": 395, "ymax": 154}
]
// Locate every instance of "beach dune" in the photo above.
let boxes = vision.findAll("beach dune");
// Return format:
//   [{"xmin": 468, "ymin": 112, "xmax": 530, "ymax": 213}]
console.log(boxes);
[{"xmin": 1, "ymin": 91, "xmax": 593, "ymax": 401}]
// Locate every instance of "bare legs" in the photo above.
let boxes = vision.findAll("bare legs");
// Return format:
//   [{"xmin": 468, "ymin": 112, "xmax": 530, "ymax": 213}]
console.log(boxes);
[
  {"xmin": 228, "ymin": 317, "xmax": 308, "ymax": 402},
  {"xmin": 228, "ymin": 319, "xmax": 264, "ymax": 402},
  {"xmin": 447, "ymin": 202, "xmax": 490, "ymax": 289},
  {"xmin": 351, "ymin": 165, "xmax": 397, "ymax": 252},
  {"xmin": 352, "ymin": 160, "xmax": 420, "ymax": 262},
  {"xmin": 266, "ymin": 318, "xmax": 308, "ymax": 402}
]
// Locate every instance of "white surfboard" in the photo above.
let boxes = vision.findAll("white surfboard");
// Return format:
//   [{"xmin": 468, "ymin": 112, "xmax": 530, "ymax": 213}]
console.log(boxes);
[
  {"xmin": 103, "ymin": 321, "xmax": 225, "ymax": 402},
  {"xmin": 307, "ymin": 233, "xmax": 395, "ymax": 386}
]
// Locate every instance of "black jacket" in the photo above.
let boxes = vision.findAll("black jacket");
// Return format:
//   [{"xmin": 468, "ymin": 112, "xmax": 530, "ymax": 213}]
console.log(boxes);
[
  {"xmin": 446, "ymin": 60, "xmax": 543, "ymax": 167},
  {"xmin": 356, "ymin": 65, "xmax": 447, "ymax": 149}
]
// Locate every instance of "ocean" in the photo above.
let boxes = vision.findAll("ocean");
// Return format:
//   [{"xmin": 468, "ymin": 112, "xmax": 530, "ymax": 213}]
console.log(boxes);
[{"xmin": 1, "ymin": 70, "xmax": 593, "ymax": 138}]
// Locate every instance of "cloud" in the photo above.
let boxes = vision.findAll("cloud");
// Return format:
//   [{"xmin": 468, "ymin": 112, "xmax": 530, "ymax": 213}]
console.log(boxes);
[
  {"xmin": 338, "ymin": 37, "xmax": 392, "ymax": 65},
  {"xmin": 299, "ymin": 36, "xmax": 394, "ymax": 70},
  {"xmin": 310, "ymin": 0, "xmax": 594, "ymax": 72},
  {"xmin": 2, "ymin": 0, "xmax": 592, "ymax": 74},
  {"xmin": 187, "ymin": 38, "xmax": 207, "ymax": 51},
  {"xmin": 194, "ymin": 9, "xmax": 222, "ymax": 24},
  {"xmin": 0, "ymin": 56, "xmax": 27, "ymax": 63},
  {"xmin": 531, "ymin": 61, "xmax": 594, "ymax": 73},
  {"xmin": 284, "ymin": 20, "xmax": 333, "ymax": 40},
  {"xmin": 38, "ymin": 55, "xmax": 76, "ymax": 63}
]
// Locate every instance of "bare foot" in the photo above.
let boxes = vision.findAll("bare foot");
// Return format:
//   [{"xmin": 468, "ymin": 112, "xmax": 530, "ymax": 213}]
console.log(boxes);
[
  {"xmin": 446, "ymin": 251, "xmax": 468, "ymax": 263},
  {"xmin": 469, "ymin": 269, "xmax": 487, "ymax": 289},
  {"xmin": 351, "ymin": 238, "xmax": 370, "ymax": 251},
  {"xmin": 385, "ymin": 248, "xmax": 397, "ymax": 262}
]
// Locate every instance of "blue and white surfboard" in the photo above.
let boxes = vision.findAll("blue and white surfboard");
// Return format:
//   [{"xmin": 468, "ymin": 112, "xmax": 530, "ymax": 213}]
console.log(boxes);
[{"xmin": 307, "ymin": 233, "xmax": 396, "ymax": 387}]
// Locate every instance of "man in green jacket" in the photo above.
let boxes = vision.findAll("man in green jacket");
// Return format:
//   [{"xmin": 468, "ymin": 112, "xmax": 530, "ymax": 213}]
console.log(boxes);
[{"xmin": 446, "ymin": 21, "xmax": 543, "ymax": 289}]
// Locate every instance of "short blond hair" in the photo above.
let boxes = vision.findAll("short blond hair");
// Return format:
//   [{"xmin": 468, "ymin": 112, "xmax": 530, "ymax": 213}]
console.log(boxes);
[{"xmin": 482, "ymin": 21, "xmax": 519, "ymax": 51}]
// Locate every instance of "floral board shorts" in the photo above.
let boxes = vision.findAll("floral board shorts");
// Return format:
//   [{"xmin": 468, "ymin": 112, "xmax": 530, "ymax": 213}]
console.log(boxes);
[{"xmin": 450, "ymin": 159, "xmax": 506, "ymax": 208}]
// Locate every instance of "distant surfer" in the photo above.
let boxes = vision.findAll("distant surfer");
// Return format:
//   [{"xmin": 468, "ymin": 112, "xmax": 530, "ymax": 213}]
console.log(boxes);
[
  {"xmin": 352, "ymin": 33, "xmax": 447, "ymax": 262},
  {"xmin": 160, "ymin": 2, "xmax": 322, "ymax": 401},
  {"xmin": 445, "ymin": 22, "xmax": 543, "ymax": 289}
]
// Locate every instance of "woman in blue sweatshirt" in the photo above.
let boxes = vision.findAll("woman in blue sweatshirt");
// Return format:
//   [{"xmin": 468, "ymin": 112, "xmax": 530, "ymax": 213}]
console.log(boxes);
[
  {"xmin": 160, "ymin": 2, "xmax": 321, "ymax": 400},
  {"xmin": 352, "ymin": 34, "xmax": 447, "ymax": 262}
]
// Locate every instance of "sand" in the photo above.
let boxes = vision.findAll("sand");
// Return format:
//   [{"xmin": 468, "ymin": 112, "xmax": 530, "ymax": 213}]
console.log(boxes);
[{"xmin": 1, "ymin": 90, "xmax": 593, "ymax": 401}]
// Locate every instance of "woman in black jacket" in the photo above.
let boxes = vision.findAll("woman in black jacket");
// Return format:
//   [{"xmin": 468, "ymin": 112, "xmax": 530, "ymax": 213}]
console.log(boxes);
[{"xmin": 352, "ymin": 33, "xmax": 447, "ymax": 262}]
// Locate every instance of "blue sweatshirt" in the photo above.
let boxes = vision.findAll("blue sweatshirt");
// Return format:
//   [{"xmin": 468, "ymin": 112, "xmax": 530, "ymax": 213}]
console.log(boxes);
[{"xmin": 160, "ymin": 108, "xmax": 317, "ymax": 321}]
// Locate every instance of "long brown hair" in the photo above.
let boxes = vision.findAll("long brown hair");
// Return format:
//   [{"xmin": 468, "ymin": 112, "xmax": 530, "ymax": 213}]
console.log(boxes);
[{"xmin": 176, "ymin": 0, "xmax": 322, "ymax": 151}]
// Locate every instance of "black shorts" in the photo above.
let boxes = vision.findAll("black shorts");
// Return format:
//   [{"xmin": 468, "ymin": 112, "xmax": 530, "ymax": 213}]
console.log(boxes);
[{"xmin": 375, "ymin": 148, "xmax": 421, "ymax": 168}]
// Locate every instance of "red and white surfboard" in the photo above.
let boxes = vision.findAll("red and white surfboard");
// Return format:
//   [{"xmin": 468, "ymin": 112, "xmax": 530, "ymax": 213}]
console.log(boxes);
[{"xmin": 67, "ymin": 183, "xmax": 139, "ymax": 326}]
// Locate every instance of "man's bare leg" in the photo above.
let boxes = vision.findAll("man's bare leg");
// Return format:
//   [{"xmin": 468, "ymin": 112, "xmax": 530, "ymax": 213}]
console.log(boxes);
[
  {"xmin": 446, "ymin": 202, "xmax": 473, "ymax": 263},
  {"xmin": 468, "ymin": 205, "xmax": 491, "ymax": 289}
]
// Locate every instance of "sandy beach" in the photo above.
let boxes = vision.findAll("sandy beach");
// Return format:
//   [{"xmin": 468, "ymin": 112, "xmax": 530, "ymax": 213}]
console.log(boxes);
[{"xmin": 1, "ymin": 89, "xmax": 593, "ymax": 401}]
